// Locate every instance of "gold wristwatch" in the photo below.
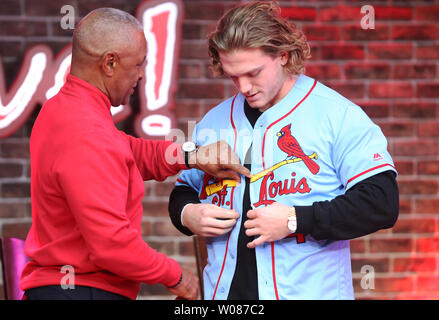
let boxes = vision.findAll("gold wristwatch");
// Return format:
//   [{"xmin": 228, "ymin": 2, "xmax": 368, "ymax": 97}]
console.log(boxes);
[{"xmin": 287, "ymin": 207, "xmax": 297, "ymax": 233}]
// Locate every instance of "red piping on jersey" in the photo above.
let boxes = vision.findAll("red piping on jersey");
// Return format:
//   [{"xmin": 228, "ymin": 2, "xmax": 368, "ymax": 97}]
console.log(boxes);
[
  {"xmin": 345, "ymin": 163, "xmax": 396, "ymax": 189},
  {"xmin": 212, "ymin": 95, "xmax": 238, "ymax": 300},
  {"xmin": 212, "ymin": 233, "xmax": 231, "ymax": 300},
  {"xmin": 261, "ymin": 79, "xmax": 317, "ymax": 300},
  {"xmin": 176, "ymin": 178, "xmax": 187, "ymax": 185},
  {"xmin": 230, "ymin": 95, "xmax": 238, "ymax": 151},
  {"xmin": 271, "ymin": 242, "xmax": 279, "ymax": 300}
]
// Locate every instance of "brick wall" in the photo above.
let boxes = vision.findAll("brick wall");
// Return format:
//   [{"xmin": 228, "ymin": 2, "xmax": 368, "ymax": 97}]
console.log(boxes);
[{"xmin": 0, "ymin": 0, "xmax": 438, "ymax": 300}]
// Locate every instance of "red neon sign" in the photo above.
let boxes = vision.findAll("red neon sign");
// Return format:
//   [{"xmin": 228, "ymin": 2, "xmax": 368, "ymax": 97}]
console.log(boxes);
[{"xmin": 0, "ymin": 0, "xmax": 183, "ymax": 139}]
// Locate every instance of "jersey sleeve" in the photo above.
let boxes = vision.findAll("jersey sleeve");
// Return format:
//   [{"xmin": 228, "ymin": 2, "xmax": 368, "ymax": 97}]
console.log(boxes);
[
  {"xmin": 332, "ymin": 104, "xmax": 397, "ymax": 190},
  {"xmin": 176, "ymin": 168, "xmax": 204, "ymax": 191}
]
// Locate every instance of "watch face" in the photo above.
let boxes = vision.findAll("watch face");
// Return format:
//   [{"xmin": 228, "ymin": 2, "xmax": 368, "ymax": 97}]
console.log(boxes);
[
  {"xmin": 182, "ymin": 141, "xmax": 197, "ymax": 152},
  {"xmin": 288, "ymin": 220, "xmax": 297, "ymax": 232}
]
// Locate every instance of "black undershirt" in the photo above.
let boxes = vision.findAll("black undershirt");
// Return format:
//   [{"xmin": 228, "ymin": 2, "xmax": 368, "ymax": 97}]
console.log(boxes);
[{"xmin": 168, "ymin": 101, "xmax": 399, "ymax": 300}]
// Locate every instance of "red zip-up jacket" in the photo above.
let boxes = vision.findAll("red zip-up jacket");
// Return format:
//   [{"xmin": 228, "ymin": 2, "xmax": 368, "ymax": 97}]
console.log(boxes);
[{"xmin": 20, "ymin": 74, "xmax": 186, "ymax": 299}]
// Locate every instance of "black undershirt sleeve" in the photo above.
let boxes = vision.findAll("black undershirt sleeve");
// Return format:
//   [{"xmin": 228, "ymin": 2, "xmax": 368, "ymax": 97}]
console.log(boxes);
[
  {"xmin": 168, "ymin": 185, "xmax": 199, "ymax": 236},
  {"xmin": 295, "ymin": 170, "xmax": 399, "ymax": 240}
]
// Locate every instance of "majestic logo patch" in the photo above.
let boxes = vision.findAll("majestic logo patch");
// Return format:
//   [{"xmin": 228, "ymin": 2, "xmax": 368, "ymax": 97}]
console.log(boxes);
[{"xmin": 373, "ymin": 153, "xmax": 383, "ymax": 161}]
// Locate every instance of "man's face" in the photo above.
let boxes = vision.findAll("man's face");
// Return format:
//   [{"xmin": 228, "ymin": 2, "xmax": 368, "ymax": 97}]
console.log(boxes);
[
  {"xmin": 109, "ymin": 30, "xmax": 146, "ymax": 106},
  {"xmin": 219, "ymin": 48, "xmax": 292, "ymax": 112}
]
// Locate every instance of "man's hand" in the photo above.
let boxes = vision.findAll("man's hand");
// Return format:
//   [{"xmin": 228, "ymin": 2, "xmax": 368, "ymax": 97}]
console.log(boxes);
[
  {"xmin": 182, "ymin": 203, "xmax": 240, "ymax": 237},
  {"xmin": 244, "ymin": 202, "xmax": 292, "ymax": 248},
  {"xmin": 168, "ymin": 268, "xmax": 199, "ymax": 300},
  {"xmin": 189, "ymin": 140, "xmax": 251, "ymax": 182}
]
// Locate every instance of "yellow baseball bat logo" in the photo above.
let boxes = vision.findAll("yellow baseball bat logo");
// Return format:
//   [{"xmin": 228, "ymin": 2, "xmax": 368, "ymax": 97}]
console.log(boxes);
[{"xmin": 205, "ymin": 153, "xmax": 317, "ymax": 196}]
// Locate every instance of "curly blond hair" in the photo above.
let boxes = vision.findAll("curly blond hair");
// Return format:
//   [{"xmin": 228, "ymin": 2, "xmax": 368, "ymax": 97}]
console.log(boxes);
[{"xmin": 208, "ymin": 1, "xmax": 311, "ymax": 76}]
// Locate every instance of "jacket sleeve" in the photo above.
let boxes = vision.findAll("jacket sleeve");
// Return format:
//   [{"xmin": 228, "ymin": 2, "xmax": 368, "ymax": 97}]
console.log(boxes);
[
  {"xmin": 57, "ymin": 130, "xmax": 181, "ymax": 287},
  {"xmin": 296, "ymin": 170, "xmax": 399, "ymax": 240},
  {"xmin": 121, "ymin": 131, "xmax": 187, "ymax": 181}
]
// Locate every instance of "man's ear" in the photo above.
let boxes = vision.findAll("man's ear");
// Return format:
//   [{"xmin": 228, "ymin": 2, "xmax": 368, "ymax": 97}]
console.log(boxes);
[
  {"xmin": 101, "ymin": 51, "xmax": 119, "ymax": 77},
  {"xmin": 279, "ymin": 51, "xmax": 289, "ymax": 66}
]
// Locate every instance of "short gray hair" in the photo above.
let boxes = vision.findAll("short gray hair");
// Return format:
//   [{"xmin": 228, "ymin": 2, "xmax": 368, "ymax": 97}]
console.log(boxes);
[{"xmin": 73, "ymin": 7, "xmax": 143, "ymax": 56}]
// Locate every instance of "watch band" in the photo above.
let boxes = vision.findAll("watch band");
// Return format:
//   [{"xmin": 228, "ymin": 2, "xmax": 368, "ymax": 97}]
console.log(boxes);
[
  {"xmin": 182, "ymin": 142, "xmax": 198, "ymax": 169},
  {"xmin": 184, "ymin": 150, "xmax": 191, "ymax": 169}
]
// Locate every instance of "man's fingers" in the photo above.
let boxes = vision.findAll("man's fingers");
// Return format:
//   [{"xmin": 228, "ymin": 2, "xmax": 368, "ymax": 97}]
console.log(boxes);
[
  {"xmin": 203, "ymin": 226, "xmax": 234, "ymax": 237},
  {"xmin": 245, "ymin": 227, "xmax": 260, "ymax": 237},
  {"xmin": 201, "ymin": 207, "xmax": 239, "ymax": 233},
  {"xmin": 246, "ymin": 209, "xmax": 256, "ymax": 219},
  {"xmin": 243, "ymin": 218, "xmax": 256, "ymax": 229},
  {"xmin": 208, "ymin": 216, "xmax": 237, "ymax": 229},
  {"xmin": 214, "ymin": 169, "xmax": 242, "ymax": 182},
  {"xmin": 200, "ymin": 206, "xmax": 239, "ymax": 236},
  {"xmin": 247, "ymin": 235, "xmax": 266, "ymax": 249},
  {"xmin": 196, "ymin": 140, "xmax": 251, "ymax": 181},
  {"xmin": 228, "ymin": 163, "xmax": 252, "ymax": 179},
  {"xmin": 225, "ymin": 151, "xmax": 252, "ymax": 179},
  {"xmin": 209, "ymin": 206, "xmax": 240, "ymax": 219}
]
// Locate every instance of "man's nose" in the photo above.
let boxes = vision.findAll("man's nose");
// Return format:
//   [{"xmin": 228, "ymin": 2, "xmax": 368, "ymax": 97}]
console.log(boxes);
[
  {"xmin": 237, "ymin": 77, "xmax": 252, "ymax": 94},
  {"xmin": 138, "ymin": 67, "xmax": 145, "ymax": 81}
]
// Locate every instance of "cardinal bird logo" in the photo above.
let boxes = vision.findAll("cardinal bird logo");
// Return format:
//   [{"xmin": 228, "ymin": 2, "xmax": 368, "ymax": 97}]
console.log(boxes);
[{"xmin": 277, "ymin": 124, "xmax": 320, "ymax": 175}]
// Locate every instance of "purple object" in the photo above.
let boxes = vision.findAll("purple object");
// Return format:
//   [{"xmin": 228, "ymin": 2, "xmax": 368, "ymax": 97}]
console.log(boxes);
[{"xmin": 1, "ymin": 237, "xmax": 29, "ymax": 300}]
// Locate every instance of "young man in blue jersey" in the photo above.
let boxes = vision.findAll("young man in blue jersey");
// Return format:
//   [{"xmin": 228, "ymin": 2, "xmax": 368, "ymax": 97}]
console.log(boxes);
[{"xmin": 169, "ymin": 1, "xmax": 398, "ymax": 300}]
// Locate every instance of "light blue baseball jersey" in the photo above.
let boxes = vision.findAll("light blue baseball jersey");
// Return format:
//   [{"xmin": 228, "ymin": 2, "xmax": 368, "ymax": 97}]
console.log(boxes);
[{"xmin": 176, "ymin": 74, "xmax": 397, "ymax": 300}]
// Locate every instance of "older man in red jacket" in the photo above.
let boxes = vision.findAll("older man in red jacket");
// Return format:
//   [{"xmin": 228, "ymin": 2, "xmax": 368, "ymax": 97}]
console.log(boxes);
[{"xmin": 20, "ymin": 7, "xmax": 250, "ymax": 300}]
